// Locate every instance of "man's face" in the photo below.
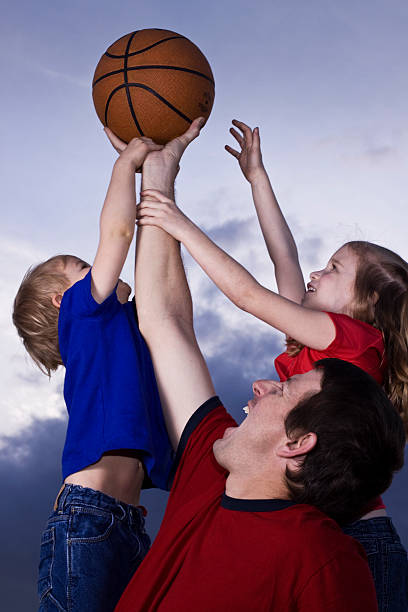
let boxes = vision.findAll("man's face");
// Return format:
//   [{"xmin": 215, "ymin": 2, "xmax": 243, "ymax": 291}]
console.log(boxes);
[{"xmin": 213, "ymin": 369, "xmax": 322, "ymax": 472}]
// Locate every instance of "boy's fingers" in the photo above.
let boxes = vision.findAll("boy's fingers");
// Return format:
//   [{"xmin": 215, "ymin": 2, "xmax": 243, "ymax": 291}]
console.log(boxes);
[
  {"xmin": 104, "ymin": 127, "xmax": 127, "ymax": 151},
  {"xmin": 225, "ymin": 145, "xmax": 240, "ymax": 159},
  {"xmin": 146, "ymin": 143, "xmax": 164, "ymax": 152}
]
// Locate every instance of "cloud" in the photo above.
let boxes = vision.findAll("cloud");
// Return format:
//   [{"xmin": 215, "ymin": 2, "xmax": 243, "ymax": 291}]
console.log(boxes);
[
  {"xmin": 0, "ymin": 418, "xmax": 66, "ymax": 610},
  {"xmin": 0, "ymin": 238, "xmax": 67, "ymax": 440}
]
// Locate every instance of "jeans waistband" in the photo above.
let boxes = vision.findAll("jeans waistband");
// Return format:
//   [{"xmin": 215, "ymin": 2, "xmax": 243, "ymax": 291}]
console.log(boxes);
[
  {"xmin": 344, "ymin": 517, "xmax": 399, "ymax": 538},
  {"xmin": 54, "ymin": 484, "xmax": 147, "ymax": 527}
]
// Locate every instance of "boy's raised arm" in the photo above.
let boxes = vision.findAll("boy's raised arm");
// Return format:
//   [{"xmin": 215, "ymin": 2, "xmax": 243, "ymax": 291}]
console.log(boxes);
[
  {"xmin": 226, "ymin": 120, "xmax": 305, "ymax": 305},
  {"xmin": 91, "ymin": 134, "xmax": 162, "ymax": 303}
]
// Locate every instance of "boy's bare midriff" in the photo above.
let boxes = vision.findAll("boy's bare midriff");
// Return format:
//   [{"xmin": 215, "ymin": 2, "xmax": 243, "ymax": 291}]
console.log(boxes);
[{"xmin": 64, "ymin": 452, "xmax": 144, "ymax": 506}]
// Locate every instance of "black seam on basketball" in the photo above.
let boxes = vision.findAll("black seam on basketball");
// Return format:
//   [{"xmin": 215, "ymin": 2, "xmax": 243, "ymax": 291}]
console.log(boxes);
[
  {"xmin": 105, "ymin": 35, "xmax": 186, "ymax": 59},
  {"xmin": 92, "ymin": 65, "xmax": 215, "ymax": 88},
  {"xmin": 124, "ymin": 32, "xmax": 144, "ymax": 137},
  {"xmin": 104, "ymin": 83, "xmax": 193, "ymax": 127}
]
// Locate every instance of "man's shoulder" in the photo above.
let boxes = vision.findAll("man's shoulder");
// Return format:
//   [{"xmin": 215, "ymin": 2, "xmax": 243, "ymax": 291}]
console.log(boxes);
[{"xmin": 281, "ymin": 504, "xmax": 364, "ymax": 558}]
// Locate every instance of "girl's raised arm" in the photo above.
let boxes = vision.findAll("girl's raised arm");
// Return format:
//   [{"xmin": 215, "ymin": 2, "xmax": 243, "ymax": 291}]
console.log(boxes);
[
  {"xmin": 226, "ymin": 120, "xmax": 305, "ymax": 304},
  {"xmin": 137, "ymin": 191, "xmax": 335, "ymax": 351}
]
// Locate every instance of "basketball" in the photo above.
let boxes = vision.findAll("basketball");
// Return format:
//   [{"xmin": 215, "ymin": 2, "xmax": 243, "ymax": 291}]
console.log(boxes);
[{"xmin": 92, "ymin": 29, "xmax": 215, "ymax": 144}]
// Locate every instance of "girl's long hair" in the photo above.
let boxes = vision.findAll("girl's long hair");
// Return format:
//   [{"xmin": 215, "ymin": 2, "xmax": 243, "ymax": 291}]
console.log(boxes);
[
  {"xmin": 348, "ymin": 241, "xmax": 408, "ymax": 432},
  {"xmin": 286, "ymin": 241, "xmax": 408, "ymax": 432}
]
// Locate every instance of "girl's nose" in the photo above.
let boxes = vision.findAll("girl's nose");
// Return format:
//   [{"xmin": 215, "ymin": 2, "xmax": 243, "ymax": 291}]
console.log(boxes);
[{"xmin": 310, "ymin": 269, "xmax": 322, "ymax": 280}]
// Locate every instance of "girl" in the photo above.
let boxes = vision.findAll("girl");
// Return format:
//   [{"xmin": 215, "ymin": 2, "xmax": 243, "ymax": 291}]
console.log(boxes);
[{"xmin": 137, "ymin": 119, "xmax": 408, "ymax": 436}]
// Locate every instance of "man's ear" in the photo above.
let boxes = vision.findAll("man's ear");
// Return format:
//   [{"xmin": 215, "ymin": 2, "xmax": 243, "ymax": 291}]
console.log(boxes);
[
  {"xmin": 277, "ymin": 432, "xmax": 317, "ymax": 459},
  {"xmin": 51, "ymin": 293, "xmax": 63, "ymax": 309}
]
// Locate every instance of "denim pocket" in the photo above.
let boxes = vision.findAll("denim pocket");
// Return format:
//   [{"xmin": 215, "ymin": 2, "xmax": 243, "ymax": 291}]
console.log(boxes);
[
  {"xmin": 38, "ymin": 527, "xmax": 54, "ymax": 601},
  {"xmin": 68, "ymin": 505, "xmax": 115, "ymax": 542}
]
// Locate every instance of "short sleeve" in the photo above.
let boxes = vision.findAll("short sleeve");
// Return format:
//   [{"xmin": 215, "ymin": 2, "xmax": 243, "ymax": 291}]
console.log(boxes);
[
  {"xmin": 324, "ymin": 312, "xmax": 383, "ymax": 359},
  {"xmin": 168, "ymin": 399, "xmax": 236, "ymax": 502},
  {"xmin": 60, "ymin": 268, "xmax": 120, "ymax": 320}
]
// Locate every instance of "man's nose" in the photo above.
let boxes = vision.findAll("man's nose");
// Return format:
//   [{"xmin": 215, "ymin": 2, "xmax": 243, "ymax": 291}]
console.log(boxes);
[{"xmin": 252, "ymin": 379, "xmax": 274, "ymax": 396}]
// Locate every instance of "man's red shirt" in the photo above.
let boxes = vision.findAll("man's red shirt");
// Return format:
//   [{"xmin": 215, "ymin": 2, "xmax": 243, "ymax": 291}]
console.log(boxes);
[{"xmin": 116, "ymin": 397, "xmax": 377, "ymax": 611}]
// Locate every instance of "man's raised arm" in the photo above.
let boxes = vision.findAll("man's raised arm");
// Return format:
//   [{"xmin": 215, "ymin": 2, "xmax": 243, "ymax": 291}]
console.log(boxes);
[{"xmin": 135, "ymin": 119, "xmax": 215, "ymax": 448}]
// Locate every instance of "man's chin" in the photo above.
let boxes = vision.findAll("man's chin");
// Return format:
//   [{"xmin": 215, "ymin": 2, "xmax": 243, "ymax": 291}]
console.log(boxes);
[{"xmin": 213, "ymin": 427, "xmax": 237, "ymax": 468}]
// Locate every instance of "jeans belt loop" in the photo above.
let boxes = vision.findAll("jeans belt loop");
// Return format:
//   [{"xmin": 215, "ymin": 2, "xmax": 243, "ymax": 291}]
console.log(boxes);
[{"xmin": 53, "ymin": 483, "xmax": 67, "ymax": 512}]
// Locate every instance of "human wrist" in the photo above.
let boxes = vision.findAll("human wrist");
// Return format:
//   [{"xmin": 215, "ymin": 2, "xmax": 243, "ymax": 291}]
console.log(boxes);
[
  {"xmin": 141, "ymin": 163, "xmax": 176, "ymax": 197},
  {"xmin": 114, "ymin": 156, "xmax": 138, "ymax": 173},
  {"xmin": 248, "ymin": 166, "xmax": 267, "ymax": 186}
]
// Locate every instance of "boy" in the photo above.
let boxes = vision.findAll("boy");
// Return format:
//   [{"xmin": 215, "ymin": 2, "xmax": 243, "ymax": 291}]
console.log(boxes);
[{"xmin": 13, "ymin": 134, "xmax": 173, "ymax": 611}]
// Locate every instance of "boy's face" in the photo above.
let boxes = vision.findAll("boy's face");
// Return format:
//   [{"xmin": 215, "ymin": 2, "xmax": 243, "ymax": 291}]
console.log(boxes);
[{"xmin": 64, "ymin": 257, "xmax": 91, "ymax": 288}]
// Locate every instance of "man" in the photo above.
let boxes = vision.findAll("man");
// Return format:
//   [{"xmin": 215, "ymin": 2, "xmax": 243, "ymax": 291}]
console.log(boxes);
[{"xmin": 113, "ymin": 122, "xmax": 405, "ymax": 611}]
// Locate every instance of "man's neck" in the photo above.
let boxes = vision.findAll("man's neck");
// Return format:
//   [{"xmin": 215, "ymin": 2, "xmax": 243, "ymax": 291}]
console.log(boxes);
[{"xmin": 225, "ymin": 472, "xmax": 290, "ymax": 501}]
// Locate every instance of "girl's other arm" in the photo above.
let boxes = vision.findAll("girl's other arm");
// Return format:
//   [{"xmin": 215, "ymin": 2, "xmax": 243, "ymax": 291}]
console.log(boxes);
[
  {"xmin": 137, "ymin": 192, "xmax": 335, "ymax": 351},
  {"xmin": 226, "ymin": 120, "xmax": 305, "ymax": 304},
  {"xmin": 91, "ymin": 133, "xmax": 162, "ymax": 303}
]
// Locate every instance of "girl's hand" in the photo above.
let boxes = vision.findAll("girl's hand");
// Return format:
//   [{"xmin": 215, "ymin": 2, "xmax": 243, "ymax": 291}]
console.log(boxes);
[
  {"xmin": 104, "ymin": 128, "xmax": 163, "ymax": 172},
  {"xmin": 225, "ymin": 119, "xmax": 265, "ymax": 183},
  {"xmin": 136, "ymin": 189, "xmax": 192, "ymax": 241}
]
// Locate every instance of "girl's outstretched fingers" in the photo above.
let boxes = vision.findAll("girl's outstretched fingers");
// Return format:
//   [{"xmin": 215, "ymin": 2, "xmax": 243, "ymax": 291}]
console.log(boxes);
[
  {"xmin": 140, "ymin": 189, "xmax": 173, "ymax": 204},
  {"xmin": 252, "ymin": 126, "xmax": 261, "ymax": 149},
  {"xmin": 225, "ymin": 144, "xmax": 240, "ymax": 159},
  {"xmin": 230, "ymin": 126, "xmax": 244, "ymax": 148},
  {"xmin": 231, "ymin": 119, "xmax": 253, "ymax": 143}
]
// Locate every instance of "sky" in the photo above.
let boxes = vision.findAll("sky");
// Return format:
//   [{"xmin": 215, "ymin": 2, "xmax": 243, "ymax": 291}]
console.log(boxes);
[{"xmin": 1, "ymin": 0, "xmax": 408, "ymax": 609}]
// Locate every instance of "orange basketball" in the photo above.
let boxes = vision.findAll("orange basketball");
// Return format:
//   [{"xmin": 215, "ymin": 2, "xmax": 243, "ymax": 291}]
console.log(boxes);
[{"xmin": 92, "ymin": 29, "xmax": 215, "ymax": 144}]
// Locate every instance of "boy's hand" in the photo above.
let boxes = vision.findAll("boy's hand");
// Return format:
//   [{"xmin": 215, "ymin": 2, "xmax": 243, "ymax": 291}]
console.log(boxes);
[
  {"xmin": 104, "ymin": 128, "xmax": 163, "ymax": 172},
  {"xmin": 225, "ymin": 119, "xmax": 265, "ymax": 183},
  {"xmin": 136, "ymin": 189, "xmax": 192, "ymax": 241}
]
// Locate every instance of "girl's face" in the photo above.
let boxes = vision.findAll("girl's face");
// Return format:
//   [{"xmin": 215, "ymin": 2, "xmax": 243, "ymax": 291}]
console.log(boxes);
[{"xmin": 302, "ymin": 245, "xmax": 358, "ymax": 315}]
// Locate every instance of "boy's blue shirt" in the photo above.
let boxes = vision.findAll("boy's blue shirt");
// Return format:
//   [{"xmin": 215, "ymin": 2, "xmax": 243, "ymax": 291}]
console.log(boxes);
[{"xmin": 58, "ymin": 269, "xmax": 174, "ymax": 490}]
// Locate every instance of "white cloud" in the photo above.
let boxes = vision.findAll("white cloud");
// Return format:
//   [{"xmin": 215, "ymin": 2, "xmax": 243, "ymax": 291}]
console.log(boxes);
[{"xmin": 0, "ymin": 238, "xmax": 66, "ymax": 441}]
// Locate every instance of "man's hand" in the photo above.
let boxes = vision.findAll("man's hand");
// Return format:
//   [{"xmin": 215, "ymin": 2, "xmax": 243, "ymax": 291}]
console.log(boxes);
[
  {"xmin": 141, "ymin": 117, "xmax": 205, "ymax": 195},
  {"xmin": 104, "ymin": 129, "xmax": 163, "ymax": 172},
  {"xmin": 225, "ymin": 119, "xmax": 265, "ymax": 183}
]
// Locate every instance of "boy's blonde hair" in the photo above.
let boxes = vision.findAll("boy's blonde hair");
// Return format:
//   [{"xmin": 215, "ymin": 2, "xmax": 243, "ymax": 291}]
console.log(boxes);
[{"xmin": 13, "ymin": 255, "xmax": 72, "ymax": 376}]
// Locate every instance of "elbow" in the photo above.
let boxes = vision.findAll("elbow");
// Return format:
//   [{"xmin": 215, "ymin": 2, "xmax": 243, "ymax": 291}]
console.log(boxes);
[
  {"xmin": 232, "ymin": 284, "xmax": 257, "ymax": 313},
  {"xmin": 100, "ymin": 221, "xmax": 134, "ymax": 245}
]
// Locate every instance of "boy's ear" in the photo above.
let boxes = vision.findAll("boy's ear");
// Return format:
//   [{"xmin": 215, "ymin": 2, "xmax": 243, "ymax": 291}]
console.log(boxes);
[
  {"xmin": 51, "ymin": 293, "xmax": 63, "ymax": 309},
  {"xmin": 277, "ymin": 432, "xmax": 317, "ymax": 459}
]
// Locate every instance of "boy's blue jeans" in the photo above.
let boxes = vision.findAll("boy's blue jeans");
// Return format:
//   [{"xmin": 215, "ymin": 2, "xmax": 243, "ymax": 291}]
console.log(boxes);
[
  {"xmin": 343, "ymin": 517, "xmax": 408, "ymax": 612},
  {"xmin": 38, "ymin": 484, "xmax": 151, "ymax": 612}
]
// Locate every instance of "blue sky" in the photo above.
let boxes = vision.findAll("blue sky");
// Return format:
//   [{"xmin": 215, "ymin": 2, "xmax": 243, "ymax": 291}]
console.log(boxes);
[{"xmin": 1, "ymin": 1, "xmax": 408, "ymax": 608}]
